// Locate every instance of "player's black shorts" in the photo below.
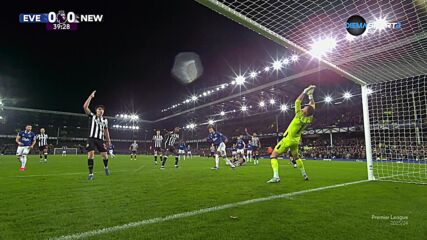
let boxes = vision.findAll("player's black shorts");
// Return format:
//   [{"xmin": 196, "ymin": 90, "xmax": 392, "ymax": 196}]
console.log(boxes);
[
  {"xmin": 86, "ymin": 138, "xmax": 107, "ymax": 153},
  {"xmin": 166, "ymin": 145, "xmax": 176, "ymax": 153},
  {"xmin": 210, "ymin": 152, "xmax": 215, "ymax": 156},
  {"xmin": 154, "ymin": 147, "xmax": 162, "ymax": 152},
  {"xmin": 252, "ymin": 146, "xmax": 259, "ymax": 152},
  {"xmin": 131, "ymin": 150, "xmax": 137, "ymax": 154},
  {"xmin": 39, "ymin": 145, "xmax": 48, "ymax": 151}
]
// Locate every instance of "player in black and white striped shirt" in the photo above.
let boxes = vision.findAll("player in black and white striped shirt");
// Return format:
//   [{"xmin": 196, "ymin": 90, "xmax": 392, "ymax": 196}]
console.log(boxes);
[
  {"xmin": 152, "ymin": 129, "xmax": 163, "ymax": 165},
  {"xmin": 36, "ymin": 128, "xmax": 48, "ymax": 163},
  {"xmin": 83, "ymin": 90, "xmax": 111, "ymax": 180},
  {"xmin": 245, "ymin": 128, "xmax": 261, "ymax": 165},
  {"xmin": 161, "ymin": 127, "xmax": 180, "ymax": 169}
]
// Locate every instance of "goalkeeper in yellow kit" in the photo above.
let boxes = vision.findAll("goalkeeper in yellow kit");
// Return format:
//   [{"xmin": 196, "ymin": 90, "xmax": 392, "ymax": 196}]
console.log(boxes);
[{"xmin": 267, "ymin": 85, "xmax": 316, "ymax": 183}]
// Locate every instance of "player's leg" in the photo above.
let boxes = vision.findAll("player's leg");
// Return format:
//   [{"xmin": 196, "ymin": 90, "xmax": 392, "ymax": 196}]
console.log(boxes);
[
  {"xmin": 16, "ymin": 147, "xmax": 26, "ymax": 171},
  {"xmin": 161, "ymin": 149, "xmax": 168, "ymax": 169},
  {"xmin": 98, "ymin": 141, "xmax": 109, "ymax": 176},
  {"xmin": 267, "ymin": 138, "xmax": 289, "ymax": 183},
  {"xmin": 43, "ymin": 147, "xmax": 48, "ymax": 162},
  {"xmin": 86, "ymin": 140, "xmax": 96, "ymax": 180},
  {"xmin": 220, "ymin": 143, "xmax": 235, "ymax": 168},
  {"xmin": 174, "ymin": 149, "xmax": 179, "ymax": 168},
  {"xmin": 39, "ymin": 147, "xmax": 43, "ymax": 162},
  {"xmin": 154, "ymin": 150, "xmax": 158, "ymax": 164},
  {"xmin": 291, "ymin": 147, "xmax": 308, "ymax": 180}
]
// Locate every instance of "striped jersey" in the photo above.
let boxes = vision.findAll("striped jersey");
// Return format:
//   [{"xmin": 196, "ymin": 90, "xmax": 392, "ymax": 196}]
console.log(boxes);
[
  {"xmin": 165, "ymin": 132, "xmax": 179, "ymax": 147},
  {"xmin": 152, "ymin": 134, "xmax": 163, "ymax": 148},
  {"xmin": 130, "ymin": 143, "xmax": 138, "ymax": 151},
  {"xmin": 251, "ymin": 136, "xmax": 260, "ymax": 147},
  {"xmin": 87, "ymin": 113, "xmax": 108, "ymax": 140},
  {"xmin": 36, "ymin": 133, "xmax": 48, "ymax": 147}
]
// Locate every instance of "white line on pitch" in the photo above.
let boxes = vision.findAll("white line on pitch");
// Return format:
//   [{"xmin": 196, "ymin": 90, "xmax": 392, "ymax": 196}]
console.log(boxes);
[
  {"xmin": 50, "ymin": 179, "xmax": 369, "ymax": 240},
  {"xmin": 5, "ymin": 170, "xmax": 129, "ymax": 178}
]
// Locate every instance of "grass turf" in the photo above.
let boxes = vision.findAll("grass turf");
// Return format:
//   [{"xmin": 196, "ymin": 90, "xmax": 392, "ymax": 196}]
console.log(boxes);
[{"xmin": 0, "ymin": 154, "xmax": 425, "ymax": 240}]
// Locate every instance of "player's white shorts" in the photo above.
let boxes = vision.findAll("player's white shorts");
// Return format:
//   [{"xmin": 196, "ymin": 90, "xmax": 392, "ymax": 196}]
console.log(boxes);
[
  {"xmin": 231, "ymin": 151, "xmax": 237, "ymax": 156},
  {"xmin": 247, "ymin": 150, "xmax": 253, "ymax": 155},
  {"xmin": 237, "ymin": 149, "xmax": 245, "ymax": 155},
  {"xmin": 187, "ymin": 151, "xmax": 192, "ymax": 155},
  {"xmin": 178, "ymin": 149, "xmax": 185, "ymax": 154},
  {"xmin": 16, "ymin": 146, "xmax": 30, "ymax": 155},
  {"xmin": 109, "ymin": 150, "xmax": 114, "ymax": 155},
  {"xmin": 216, "ymin": 142, "xmax": 226, "ymax": 156}
]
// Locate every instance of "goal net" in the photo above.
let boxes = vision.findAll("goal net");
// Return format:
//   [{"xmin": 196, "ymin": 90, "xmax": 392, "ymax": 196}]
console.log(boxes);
[
  {"xmin": 53, "ymin": 148, "xmax": 78, "ymax": 155},
  {"xmin": 369, "ymin": 76, "xmax": 426, "ymax": 184},
  {"xmin": 196, "ymin": 0, "xmax": 427, "ymax": 184}
]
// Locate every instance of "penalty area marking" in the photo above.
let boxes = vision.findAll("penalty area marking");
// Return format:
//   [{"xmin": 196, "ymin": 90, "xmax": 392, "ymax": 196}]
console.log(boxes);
[{"xmin": 50, "ymin": 179, "xmax": 369, "ymax": 240}]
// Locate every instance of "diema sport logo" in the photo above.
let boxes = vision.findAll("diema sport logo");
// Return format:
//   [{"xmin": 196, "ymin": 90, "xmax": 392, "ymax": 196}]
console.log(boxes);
[{"xmin": 346, "ymin": 15, "xmax": 401, "ymax": 36}]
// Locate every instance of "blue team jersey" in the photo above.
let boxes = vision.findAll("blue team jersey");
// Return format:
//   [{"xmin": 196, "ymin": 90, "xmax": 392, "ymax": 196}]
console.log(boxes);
[
  {"xmin": 247, "ymin": 144, "xmax": 253, "ymax": 150},
  {"xmin": 208, "ymin": 131, "xmax": 227, "ymax": 146},
  {"xmin": 18, "ymin": 131, "xmax": 35, "ymax": 146},
  {"xmin": 231, "ymin": 146, "xmax": 237, "ymax": 152},
  {"xmin": 236, "ymin": 139, "xmax": 245, "ymax": 149},
  {"xmin": 179, "ymin": 144, "xmax": 186, "ymax": 150}
]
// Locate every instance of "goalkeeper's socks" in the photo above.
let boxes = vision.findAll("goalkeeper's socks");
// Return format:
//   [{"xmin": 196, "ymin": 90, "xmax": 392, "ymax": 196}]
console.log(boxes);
[
  {"xmin": 271, "ymin": 157, "xmax": 279, "ymax": 178},
  {"xmin": 296, "ymin": 159, "xmax": 306, "ymax": 176}
]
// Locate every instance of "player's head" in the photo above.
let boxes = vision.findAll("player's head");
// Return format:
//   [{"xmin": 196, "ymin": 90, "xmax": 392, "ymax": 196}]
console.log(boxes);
[
  {"xmin": 174, "ymin": 127, "xmax": 180, "ymax": 133},
  {"xmin": 208, "ymin": 125, "xmax": 215, "ymax": 133},
  {"xmin": 253, "ymin": 132, "xmax": 257, "ymax": 137},
  {"xmin": 232, "ymin": 143, "xmax": 236, "ymax": 147},
  {"xmin": 133, "ymin": 140, "xmax": 136, "ymax": 144},
  {"xmin": 95, "ymin": 105, "xmax": 105, "ymax": 116},
  {"xmin": 156, "ymin": 129, "xmax": 160, "ymax": 135},
  {"xmin": 302, "ymin": 104, "xmax": 315, "ymax": 117},
  {"xmin": 249, "ymin": 140, "xmax": 252, "ymax": 144},
  {"xmin": 40, "ymin": 128, "xmax": 45, "ymax": 134},
  {"xmin": 25, "ymin": 124, "xmax": 32, "ymax": 132}
]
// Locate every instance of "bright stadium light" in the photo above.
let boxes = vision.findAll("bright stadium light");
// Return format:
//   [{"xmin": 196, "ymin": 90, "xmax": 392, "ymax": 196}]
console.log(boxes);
[
  {"xmin": 324, "ymin": 95, "xmax": 333, "ymax": 103},
  {"xmin": 241, "ymin": 105, "xmax": 248, "ymax": 112},
  {"xmin": 221, "ymin": 84, "xmax": 226, "ymax": 89},
  {"xmin": 250, "ymin": 71, "xmax": 258, "ymax": 78},
  {"xmin": 373, "ymin": 17, "xmax": 388, "ymax": 31},
  {"xmin": 280, "ymin": 104, "xmax": 288, "ymax": 112},
  {"xmin": 291, "ymin": 55, "xmax": 299, "ymax": 62},
  {"xmin": 191, "ymin": 95, "xmax": 198, "ymax": 101},
  {"xmin": 264, "ymin": 66, "xmax": 270, "ymax": 72},
  {"xmin": 220, "ymin": 111, "xmax": 225, "ymax": 116},
  {"xmin": 259, "ymin": 100, "xmax": 265, "ymax": 107},
  {"xmin": 235, "ymin": 75, "xmax": 246, "ymax": 85},
  {"xmin": 269, "ymin": 99, "xmax": 276, "ymax": 105},
  {"xmin": 309, "ymin": 37, "xmax": 337, "ymax": 58},
  {"xmin": 367, "ymin": 88, "xmax": 373, "ymax": 95},
  {"xmin": 187, "ymin": 123, "xmax": 196, "ymax": 129},
  {"xmin": 343, "ymin": 91, "xmax": 352, "ymax": 99},
  {"xmin": 272, "ymin": 60, "xmax": 282, "ymax": 70},
  {"xmin": 282, "ymin": 58, "xmax": 290, "ymax": 65},
  {"xmin": 208, "ymin": 119, "xmax": 214, "ymax": 125}
]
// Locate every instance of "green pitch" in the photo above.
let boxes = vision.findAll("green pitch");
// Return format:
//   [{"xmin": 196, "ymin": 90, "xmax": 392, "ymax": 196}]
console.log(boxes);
[{"xmin": 0, "ymin": 155, "xmax": 426, "ymax": 240}]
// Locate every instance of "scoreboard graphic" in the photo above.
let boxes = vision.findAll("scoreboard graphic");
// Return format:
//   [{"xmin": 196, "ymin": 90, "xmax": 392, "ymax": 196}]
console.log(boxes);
[{"xmin": 19, "ymin": 10, "xmax": 103, "ymax": 31}]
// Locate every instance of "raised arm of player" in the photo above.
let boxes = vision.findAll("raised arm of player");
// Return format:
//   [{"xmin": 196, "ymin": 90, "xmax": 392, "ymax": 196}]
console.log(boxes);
[
  {"xmin": 83, "ymin": 90, "xmax": 96, "ymax": 115},
  {"xmin": 244, "ymin": 128, "xmax": 252, "ymax": 137}
]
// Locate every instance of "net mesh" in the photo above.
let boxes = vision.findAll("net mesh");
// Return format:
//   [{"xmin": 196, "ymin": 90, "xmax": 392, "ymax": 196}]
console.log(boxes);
[
  {"xmin": 201, "ymin": 0, "xmax": 427, "ymax": 84},
  {"xmin": 369, "ymin": 75, "xmax": 426, "ymax": 184}
]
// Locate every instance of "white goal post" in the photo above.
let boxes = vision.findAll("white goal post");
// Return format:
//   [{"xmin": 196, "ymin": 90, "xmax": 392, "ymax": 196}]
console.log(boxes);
[
  {"xmin": 53, "ymin": 148, "xmax": 78, "ymax": 155},
  {"xmin": 196, "ymin": 0, "xmax": 427, "ymax": 184}
]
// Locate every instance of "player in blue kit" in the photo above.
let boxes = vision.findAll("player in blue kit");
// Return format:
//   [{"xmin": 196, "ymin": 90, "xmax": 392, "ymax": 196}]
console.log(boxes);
[
  {"xmin": 108, "ymin": 143, "xmax": 115, "ymax": 158},
  {"xmin": 246, "ymin": 140, "xmax": 254, "ymax": 163},
  {"xmin": 207, "ymin": 125, "xmax": 235, "ymax": 170},
  {"xmin": 186, "ymin": 145, "xmax": 192, "ymax": 159},
  {"xmin": 235, "ymin": 137, "xmax": 246, "ymax": 166},
  {"xmin": 231, "ymin": 144, "xmax": 238, "ymax": 162},
  {"xmin": 15, "ymin": 124, "xmax": 36, "ymax": 171},
  {"xmin": 178, "ymin": 142, "xmax": 186, "ymax": 161}
]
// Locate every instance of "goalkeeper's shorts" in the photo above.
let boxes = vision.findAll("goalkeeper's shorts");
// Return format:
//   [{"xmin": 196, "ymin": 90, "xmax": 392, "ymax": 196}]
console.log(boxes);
[{"xmin": 273, "ymin": 137, "xmax": 299, "ymax": 157}]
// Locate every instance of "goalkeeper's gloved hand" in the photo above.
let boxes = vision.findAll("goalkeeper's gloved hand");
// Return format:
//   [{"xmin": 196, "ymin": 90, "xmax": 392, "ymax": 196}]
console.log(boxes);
[{"xmin": 303, "ymin": 85, "xmax": 316, "ymax": 95}]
